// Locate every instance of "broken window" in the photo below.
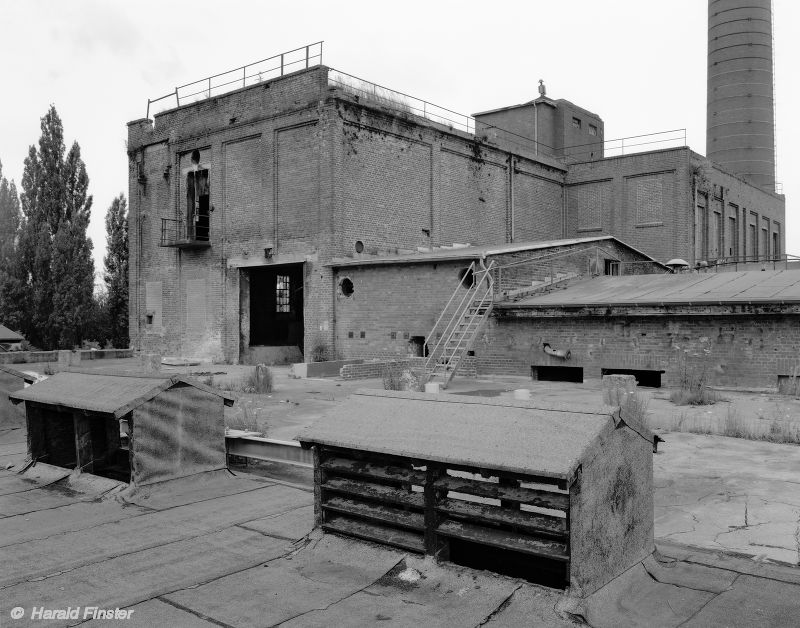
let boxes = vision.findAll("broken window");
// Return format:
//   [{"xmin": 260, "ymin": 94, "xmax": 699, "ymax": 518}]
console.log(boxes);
[
  {"xmin": 183, "ymin": 149, "xmax": 210, "ymax": 242},
  {"xmin": 275, "ymin": 275, "xmax": 291, "ymax": 313},
  {"xmin": 588, "ymin": 124, "xmax": 597, "ymax": 136}
]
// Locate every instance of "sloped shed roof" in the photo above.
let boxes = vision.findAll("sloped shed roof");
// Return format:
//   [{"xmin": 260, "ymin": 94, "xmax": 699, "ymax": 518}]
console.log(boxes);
[
  {"xmin": 9, "ymin": 371, "xmax": 234, "ymax": 418},
  {"xmin": 0, "ymin": 324, "xmax": 23, "ymax": 342},
  {"xmin": 498, "ymin": 270, "xmax": 800, "ymax": 309},
  {"xmin": 0, "ymin": 364, "xmax": 37, "ymax": 384},
  {"xmin": 298, "ymin": 390, "xmax": 643, "ymax": 482}
]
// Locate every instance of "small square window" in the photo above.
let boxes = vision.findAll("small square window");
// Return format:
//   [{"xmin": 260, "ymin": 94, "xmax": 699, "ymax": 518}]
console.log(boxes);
[
  {"xmin": 348, "ymin": 331, "xmax": 354, "ymax": 339},
  {"xmin": 589, "ymin": 124, "xmax": 597, "ymax": 136},
  {"xmin": 360, "ymin": 331, "xmax": 366, "ymax": 339},
  {"xmin": 572, "ymin": 117, "xmax": 581, "ymax": 129},
  {"xmin": 390, "ymin": 331, "xmax": 397, "ymax": 339}
]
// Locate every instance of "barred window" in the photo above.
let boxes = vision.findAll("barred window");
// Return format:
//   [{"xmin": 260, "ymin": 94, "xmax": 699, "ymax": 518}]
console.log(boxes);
[{"xmin": 276, "ymin": 275, "xmax": 291, "ymax": 313}]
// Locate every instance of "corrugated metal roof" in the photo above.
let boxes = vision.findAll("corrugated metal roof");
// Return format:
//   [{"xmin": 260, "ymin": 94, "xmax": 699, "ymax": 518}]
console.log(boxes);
[
  {"xmin": 297, "ymin": 390, "xmax": 620, "ymax": 481},
  {"xmin": 497, "ymin": 270, "xmax": 800, "ymax": 309},
  {"xmin": 9, "ymin": 372, "xmax": 233, "ymax": 418},
  {"xmin": 328, "ymin": 236, "xmax": 660, "ymax": 268},
  {"xmin": 0, "ymin": 325, "xmax": 23, "ymax": 342}
]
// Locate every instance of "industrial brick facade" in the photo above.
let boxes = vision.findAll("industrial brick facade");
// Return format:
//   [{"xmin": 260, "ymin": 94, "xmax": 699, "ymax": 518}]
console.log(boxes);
[
  {"xmin": 127, "ymin": 64, "xmax": 785, "ymax": 364},
  {"xmin": 478, "ymin": 310, "xmax": 800, "ymax": 389},
  {"xmin": 331, "ymin": 238, "xmax": 662, "ymax": 361}
]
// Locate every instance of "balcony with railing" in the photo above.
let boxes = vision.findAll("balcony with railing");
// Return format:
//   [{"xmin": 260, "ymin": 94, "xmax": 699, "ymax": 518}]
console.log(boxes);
[{"xmin": 160, "ymin": 218, "xmax": 211, "ymax": 249}]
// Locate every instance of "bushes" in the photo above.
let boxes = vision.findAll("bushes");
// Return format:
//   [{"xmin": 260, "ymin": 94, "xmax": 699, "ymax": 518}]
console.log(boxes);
[{"xmin": 670, "ymin": 339, "xmax": 719, "ymax": 406}]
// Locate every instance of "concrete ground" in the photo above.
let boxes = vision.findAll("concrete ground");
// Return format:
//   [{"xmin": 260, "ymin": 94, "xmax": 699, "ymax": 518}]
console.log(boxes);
[
  {"xmin": 16, "ymin": 358, "xmax": 800, "ymax": 566},
  {"xmin": 0, "ymin": 439, "xmax": 799, "ymax": 627}
]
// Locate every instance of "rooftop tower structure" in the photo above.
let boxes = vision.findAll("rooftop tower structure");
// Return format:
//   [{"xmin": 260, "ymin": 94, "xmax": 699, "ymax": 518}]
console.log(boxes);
[{"xmin": 707, "ymin": 0, "xmax": 776, "ymax": 192}]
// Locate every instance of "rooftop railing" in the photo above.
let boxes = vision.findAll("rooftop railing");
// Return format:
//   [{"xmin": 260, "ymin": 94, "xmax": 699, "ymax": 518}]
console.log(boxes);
[{"xmin": 146, "ymin": 42, "xmax": 323, "ymax": 118}]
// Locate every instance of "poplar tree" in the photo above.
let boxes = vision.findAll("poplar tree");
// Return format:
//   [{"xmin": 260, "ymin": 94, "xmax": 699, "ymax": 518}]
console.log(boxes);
[
  {"xmin": 103, "ymin": 194, "xmax": 129, "ymax": 348},
  {"xmin": 0, "ymin": 160, "xmax": 21, "ymax": 322},
  {"xmin": 11, "ymin": 106, "xmax": 95, "ymax": 349}
]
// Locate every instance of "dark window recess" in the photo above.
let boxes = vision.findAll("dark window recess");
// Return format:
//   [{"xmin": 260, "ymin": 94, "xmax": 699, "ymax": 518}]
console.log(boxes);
[
  {"xmin": 601, "ymin": 368, "xmax": 663, "ymax": 388},
  {"xmin": 447, "ymin": 538, "xmax": 567, "ymax": 590},
  {"xmin": 458, "ymin": 267, "xmax": 475, "ymax": 288},
  {"xmin": 355, "ymin": 240, "xmax": 364, "ymax": 254},
  {"xmin": 360, "ymin": 331, "xmax": 366, "ymax": 339},
  {"xmin": 532, "ymin": 366, "xmax": 584, "ymax": 383},
  {"xmin": 348, "ymin": 331, "xmax": 354, "ymax": 339},
  {"xmin": 409, "ymin": 336, "xmax": 428, "ymax": 357},
  {"xmin": 340, "ymin": 277, "xmax": 354, "ymax": 297},
  {"xmin": 588, "ymin": 124, "xmax": 598, "ymax": 136},
  {"xmin": 572, "ymin": 117, "xmax": 581, "ymax": 129},
  {"xmin": 390, "ymin": 331, "xmax": 397, "ymax": 339},
  {"xmin": 275, "ymin": 275, "xmax": 291, "ymax": 313},
  {"xmin": 186, "ymin": 167, "xmax": 210, "ymax": 242},
  {"xmin": 604, "ymin": 260, "xmax": 620, "ymax": 276}
]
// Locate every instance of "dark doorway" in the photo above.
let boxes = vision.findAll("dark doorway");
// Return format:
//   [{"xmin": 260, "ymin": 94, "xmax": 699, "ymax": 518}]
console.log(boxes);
[
  {"xmin": 186, "ymin": 168, "xmax": 210, "ymax": 241},
  {"xmin": 409, "ymin": 336, "xmax": 428, "ymax": 357},
  {"xmin": 249, "ymin": 264, "xmax": 304, "ymax": 352},
  {"xmin": 532, "ymin": 366, "xmax": 584, "ymax": 383},
  {"xmin": 601, "ymin": 368, "xmax": 663, "ymax": 388}
]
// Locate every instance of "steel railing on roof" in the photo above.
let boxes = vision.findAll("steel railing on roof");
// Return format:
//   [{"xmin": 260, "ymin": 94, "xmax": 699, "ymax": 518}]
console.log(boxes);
[{"xmin": 146, "ymin": 42, "xmax": 323, "ymax": 118}]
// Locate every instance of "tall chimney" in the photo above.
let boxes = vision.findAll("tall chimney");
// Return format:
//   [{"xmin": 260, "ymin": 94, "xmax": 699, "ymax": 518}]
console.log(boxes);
[{"xmin": 707, "ymin": 0, "xmax": 775, "ymax": 192}]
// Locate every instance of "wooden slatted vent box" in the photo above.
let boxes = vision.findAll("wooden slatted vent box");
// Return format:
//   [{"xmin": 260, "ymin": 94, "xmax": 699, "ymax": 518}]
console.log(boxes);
[{"xmin": 298, "ymin": 389, "xmax": 655, "ymax": 597}]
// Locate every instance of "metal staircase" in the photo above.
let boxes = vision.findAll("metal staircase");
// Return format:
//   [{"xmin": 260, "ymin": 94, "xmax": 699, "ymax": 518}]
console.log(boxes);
[{"xmin": 423, "ymin": 259, "xmax": 495, "ymax": 389}]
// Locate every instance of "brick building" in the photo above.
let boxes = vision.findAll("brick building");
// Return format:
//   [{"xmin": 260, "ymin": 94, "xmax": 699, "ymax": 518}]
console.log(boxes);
[
  {"xmin": 127, "ymin": 60, "xmax": 785, "ymax": 363},
  {"xmin": 486, "ymin": 270, "xmax": 800, "ymax": 389}
]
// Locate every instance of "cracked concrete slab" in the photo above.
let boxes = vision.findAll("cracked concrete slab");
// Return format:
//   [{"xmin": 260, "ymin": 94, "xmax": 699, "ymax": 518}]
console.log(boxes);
[
  {"xmin": 654, "ymin": 432, "xmax": 800, "ymax": 566},
  {"xmin": 642, "ymin": 554, "xmax": 737, "ymax": 593},
  {"xmin": 82, "ymin": 598, "xmax": 219, "ymax": 627},
  {"xmin": 237, "ymin": 504, "xmax": 315, "ymax": 541},
  {"xmin": 162, "ymin": 534, "xmax": 405, "ymax": 627},
  {"xmin": 582, "ymin": 563, "xmax": 715, "ymax": 628},
  {"xmin": 275, "ymin": 555, "xmax": 524, "ymax": 628},
  {"xmin": 480, "ymin": 582, "xmax": 577, "ymax": 627},
  {"xmin": 0, "ymin": 526, "xmax": 292, "ymax": 626},
  {"xmin": 682, "ymin": 574, "xmax": 800, "ymax": 627}
]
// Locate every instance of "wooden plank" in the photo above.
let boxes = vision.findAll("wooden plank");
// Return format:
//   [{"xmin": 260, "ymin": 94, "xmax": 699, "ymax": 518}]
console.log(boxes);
[
  {"xmin": 313, "ymin": 445, "xmax": 323, "ymax": 527},
  {"xmin": 323, "ymin": 496, "xmax": 424, "ymax": 531},
  {"xmin": 322, "ymin": 477, "xmax": 425, "ymax": 509},
  {"xmin": 321, "ymin": 457, "xmax": 426, "ymax": 485},
  {"xmin": 434, "ymin": 476, "xmax": 569, "ymax": 511},
  {"xmin": 436, "ymin": 498, "xmax": 567, "ymax": 539},
  {"xmin": 436, "ymin": 520, "xmax": 568, "ymax": 562},
  {"xmin": 323, "ymin": 514, "xmax": 424, "ymax": 554}
]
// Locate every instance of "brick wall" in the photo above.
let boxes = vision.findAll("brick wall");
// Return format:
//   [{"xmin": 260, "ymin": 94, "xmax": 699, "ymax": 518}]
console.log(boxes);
[
  {"xmin": 566, "ymin": 148, "xmax": 692, "ymax": 263},
  {"xmin": 476, "ymin": 312, "xmax": 800, "ymax": 389}
]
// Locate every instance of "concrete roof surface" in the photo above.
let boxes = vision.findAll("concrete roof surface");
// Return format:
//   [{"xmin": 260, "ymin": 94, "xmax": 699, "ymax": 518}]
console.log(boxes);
[
  {"xmin": 329, "ymin": 235, "xmax": 661, "ymax": 268},
  {"xmin": 0, "ymin": 324, "xmax": 23, "ymax": 342},
  {"xmin": 499, "ymin": 269, "xmax": 800, "ymax": 308},
  {"xmin": 8, "ymin": 371, "xmax": 233, "ymax": 417},
  {"xmin": 297, "ymin": 390, "xmax": 615, "ymax": 480}
]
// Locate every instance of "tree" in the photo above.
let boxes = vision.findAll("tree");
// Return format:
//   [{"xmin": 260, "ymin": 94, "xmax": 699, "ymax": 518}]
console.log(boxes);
[
  {"xmin": 103, "ymin": 194, "xmax": 129, "ymax": 348},
  {"xmin": 0, "ymin": 160, "xmax": 21, "ymax": 324},
  {"xmin": 8, "ymin": 106, "xmax": 95, "ymax": 349}
]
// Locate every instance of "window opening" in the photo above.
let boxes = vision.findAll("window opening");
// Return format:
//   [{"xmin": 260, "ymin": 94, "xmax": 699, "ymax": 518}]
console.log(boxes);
[
  {"xmin": 572, "ymin": 117, "xmax": 581, "ymax": 129},
  {"xmin": 604, "ymin": 260, "xmax": 620, "ymax": 276},
  {"xmin": 588, "ymin": 124, "xmax": 597, "ymax": 136},
  {"xmin": 340, "ymin": 277, "xmax": 354, "ymax": 297},
  {"xmin": 275, "ymin": 275, "xmax": 291, "ymax": 312},
  {"xmin": 185, "ymin": 151, "xmax": 210, "ymax": 242}
]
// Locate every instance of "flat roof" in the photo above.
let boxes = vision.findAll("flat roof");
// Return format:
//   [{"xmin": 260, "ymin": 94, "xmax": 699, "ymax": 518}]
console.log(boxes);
[
  {"xmin": 298, "ymin": 389, "xmax": 621, "ymax": 481},
  {"xmin": 329, "ymin": 236, "xmax": 660, "ymax": 268},
  {"xmin": 10, "ymin": 371, "xmax": 234, "ymax": 418},
  {"xmin": 497, "ymin": 270, "xmax": 800, "ymax": 309}
]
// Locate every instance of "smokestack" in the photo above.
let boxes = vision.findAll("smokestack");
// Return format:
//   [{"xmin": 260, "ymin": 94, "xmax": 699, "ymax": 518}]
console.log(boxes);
[{"xmin": 707, "ymin": 0, "xmax": 776, "ymax": 192}]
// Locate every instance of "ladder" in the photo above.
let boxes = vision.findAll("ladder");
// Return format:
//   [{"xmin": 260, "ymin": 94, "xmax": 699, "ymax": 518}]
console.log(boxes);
[{"xmin": 423, "ymin": 259, "xmax": 495, "ymax": 389}]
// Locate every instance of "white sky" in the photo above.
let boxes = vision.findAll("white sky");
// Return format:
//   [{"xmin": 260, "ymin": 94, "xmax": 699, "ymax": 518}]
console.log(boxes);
[{"xmin": 1, "ymin": 0, "xmax": 798, "ymax": 280}]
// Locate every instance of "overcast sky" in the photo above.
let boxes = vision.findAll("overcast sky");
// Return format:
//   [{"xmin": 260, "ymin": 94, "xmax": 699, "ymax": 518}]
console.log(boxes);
[{"xmin": 1, "ymin": 0, "xmax": 797, "ymax": 280}]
